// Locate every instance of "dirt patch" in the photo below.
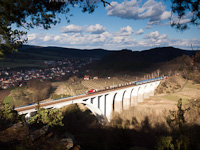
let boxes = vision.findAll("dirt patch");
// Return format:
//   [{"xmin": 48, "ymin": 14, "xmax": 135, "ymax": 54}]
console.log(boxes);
[
  {"xmin": 54, "ymin": 84, "xmax": 68, "ymax": 95},
  {"xmin": 178, "ymin": 87, "xmax": 200, "ymax": 99},
  {"xmin": 0, "ymin": 90, "xmax": 10, "ymax": 104}
]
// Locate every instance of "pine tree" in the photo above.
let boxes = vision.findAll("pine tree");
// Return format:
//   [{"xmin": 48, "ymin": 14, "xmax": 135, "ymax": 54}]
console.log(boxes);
[
  {"xmin": 0, "ymin": 103, "xmax": 18, "ymax": 122},
  {"xmin": 157, "ymin": 99, "xmax": 190, "ymax": 150},
  {"xmin": 27, "ymin": 107, "xmax": 64, "ymax": 127}
]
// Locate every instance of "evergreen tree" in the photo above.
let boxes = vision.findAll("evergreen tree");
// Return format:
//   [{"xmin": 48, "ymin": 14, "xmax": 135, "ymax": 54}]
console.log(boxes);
[
  {"xmin": 0, "ymin": 103, "xmax": 18, "ymax": 122},
  {"xmin": 157, "ymin": 99, "xmax": 190, "ymax": 150},
  {"xmin": 170, "ymin": 0, "xmax": 200, "ymax": 30},
  {"xmin": 27, "ymin": 107, "xmax": 64, "ymax": 127}
]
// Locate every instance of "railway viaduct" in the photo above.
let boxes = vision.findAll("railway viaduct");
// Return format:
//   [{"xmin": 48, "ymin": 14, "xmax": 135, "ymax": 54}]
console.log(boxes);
[{"xmin": 16, "ymin": 80, "xmax": 161, "ymax": 124}]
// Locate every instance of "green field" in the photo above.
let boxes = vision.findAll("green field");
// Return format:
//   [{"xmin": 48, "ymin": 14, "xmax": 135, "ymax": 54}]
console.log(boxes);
[
  {"xmin": 161, "ymin": 94, "xmax": 190, "ymax": 104},
  {"xmin": 3, "ymin": 96, "xmax": 14, "ymax": 106}
]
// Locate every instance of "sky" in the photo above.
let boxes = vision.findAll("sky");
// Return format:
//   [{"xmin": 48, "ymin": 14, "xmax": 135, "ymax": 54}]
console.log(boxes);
[{"xmin": 25, "ymin": 0, "xmax": 200, "ymax": 51}]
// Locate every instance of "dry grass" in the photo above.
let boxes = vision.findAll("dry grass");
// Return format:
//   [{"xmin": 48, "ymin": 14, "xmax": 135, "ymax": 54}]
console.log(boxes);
[
  {"xmin": 0, "ymin": 90, "xmax": 10, "ymax": 103},
  {"xmin": 110, "ymin": 98, "xmax": 177, "ymax": 130}
]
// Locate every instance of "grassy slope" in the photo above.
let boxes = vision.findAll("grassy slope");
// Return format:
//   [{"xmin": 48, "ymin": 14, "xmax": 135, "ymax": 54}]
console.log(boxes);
[
  {"xmin": 157, "ymin": 78, "xmax": 200, "ymax": 104},
  {"xmin": 3, "ymin": 96, "xmax": 14, "ymax": 106}
]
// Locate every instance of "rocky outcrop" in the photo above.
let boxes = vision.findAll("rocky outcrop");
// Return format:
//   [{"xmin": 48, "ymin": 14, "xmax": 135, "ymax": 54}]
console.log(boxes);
[
  {"xmin": 61, "ymin": 132, "xmax": 75, "ymax": 150},
  {"xmin": 30, "ymin": 125, "xmax": 49, "ymax": 142}
]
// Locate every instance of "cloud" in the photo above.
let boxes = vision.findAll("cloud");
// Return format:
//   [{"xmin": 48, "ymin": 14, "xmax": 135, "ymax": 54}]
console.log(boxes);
[
  {"xmin": 146, "ymin": 25, "xmax": 153, "ymax": 29},
  {"xmin": 106, "ymin": 0, "xmax": 141, "ymax": 19},
  {"xmin": 159, "ymin": 34, "xmax": 168, "ymax": 39},
  {"xmin": 144, "ymin": 31, "xmax": 159, "ymax": 39},
  {"xmin": 27, "ymin": 24, "xmax": 200, "ymax": 51},
  {"xmin": 110, "ymin": 35, "xmax": 135, "ymax": 44},
  {"xmin": 60, "ymin": 24, "xmax": 107, "ymax": 34},
  {"xmin": 138, "ymin": 0, "xmax": 170, "ymax": 21},
  {"xmin": 135, "ymin": 29, "xmax": 144, "ymax": 35},
  {"xmin": 60, "ymin": 24, "xmax": 84, "ymax": 33},
  {"xmin": 160, "ymin": 11, "xmax": 171, "ymax": 20},
  {"xmin": 86, "ymin": 24, "xmax": 106, "ymax": 34},
  {"xmin": 43, "ymin": 35, "xmax": 53, "ymax": 42},
  {"xmin": 54, "ymin": 35, "xmax": 60, "ymax": 41},
  {"xmin": 147, "ymin": 21, "xmax": 161, "ymax": 25},
  {"xmin": 119, "ymin": 26, "xmax": 134, "ymax": 35},
  {"xmin": 143, "ymin": 31, "xmax": 168, "ymax": 45},
  {"xmin": 27, "ymin": 33, "xmax": 37, "ymax": 41},
  {"xmin": 179, "ymin": 19, "xmax": 191, "ymax": 24},
  {"xmin": 106, "ymin": 0, "xmax": 171, "ymax": 23},
  {"xmin": 168, "ymin": 38, "xmax": 200, "ymax": 50}
]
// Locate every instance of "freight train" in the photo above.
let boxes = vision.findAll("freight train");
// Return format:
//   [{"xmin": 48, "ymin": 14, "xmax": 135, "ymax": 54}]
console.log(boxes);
[
  {"xmin": 86, "ymin": 76, "xmax": 168, "ymax": 94},
  {"xmin": 134, "ymin": 76, "xmax": 168, "ymax": 85}
]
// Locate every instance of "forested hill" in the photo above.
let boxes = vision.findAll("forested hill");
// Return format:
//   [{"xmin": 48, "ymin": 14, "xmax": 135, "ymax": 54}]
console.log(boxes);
[
  {"xmin": 17, "ymin": 45, "xmax": 194, "ymax": 60},
  {"xmin": 7, "ymin": 45, "xmax": 194, "ymax": 62},
  {"xmin": 17, "ymin": 45, "xmax": 114, "ymax": 60},
  {"xmin": 1, "ymin": 45, "xmax": 196, "ymax": 71},
  {"xmin": 95, "ymin": 47, "xmax": 196, "ymax": 72}
]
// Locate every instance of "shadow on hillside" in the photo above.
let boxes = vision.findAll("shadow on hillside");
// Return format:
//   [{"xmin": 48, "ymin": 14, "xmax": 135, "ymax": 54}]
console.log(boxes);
[{"xmin": 54, "ymin": 104, "xmax": 200, "ymax": 150}]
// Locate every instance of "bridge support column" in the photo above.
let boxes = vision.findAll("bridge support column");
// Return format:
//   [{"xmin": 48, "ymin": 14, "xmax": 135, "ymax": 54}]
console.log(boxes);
[
  {"xmin": 91, "ymin": 97, "xmax": 98, "ymax": 108},
  {"xmin": 137, "ymin": 94, "xmax": 143, "ymax": 102},
  {"xmin": 144, "ymin": 91, "xmax": 150, "ymax": 99},
  {"xmin": 113, "ymin": 90, "xmax": 126, "ymax": 113},
  {"xmin": 131, "ymin": 96, "xmax": 138, "ymax": 106},
  {"xmin": 114, "ymin": 100, "xmax": 122, "ymax": 113},
  {"xmin": 123, "ymin": 89, "xmax": 132, "ymax": 110},
  {"xmin": 137, "ymin": 87, "xmax": 144, "ymax": 103},
  {"xmin": 99, "ymin": 96, "xmax": 105, "ymax": 116},
  {"xmin": 144, "ymin": 85, "xmax": 151, "ymax": 99},
  {"xmin": 150, "ymin": 81, "xmax": 160, "ymax": 96},
  {"xmin": 149, "ymin": 88, "xmax": 154, "ymax": 96},
  {"xmin": 123, "ymin": 97, "xmax": 130, "ymax": 110},
  {"xmin": 130, "ymin": 88, "xmax": 138, "ymax": 106},
  {"xmin": 25, "ymin": 112, "xmax": 31, "ymax": 119},
  {"xmin": 104, "ymin": 94, "xmax": 112, "ymax": 122}
]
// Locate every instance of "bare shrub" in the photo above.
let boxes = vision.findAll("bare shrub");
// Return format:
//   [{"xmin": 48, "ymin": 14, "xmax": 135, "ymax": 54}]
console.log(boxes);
[
  {"xmin": 67, "ymin": 76, "xmax": 80, "ymax": 84},
  {"xmin": 109, "ymin": 106, "xmax": 170, "ymax": 131},
  {"xmin": 109, "ymin": 112, "xmax": 123, "ymax": 128},
  {"xmin": 27, "ymin": 79, "xmax": 52, "ymax": 102},
  {"xmin": 185, "ymin": 99, "xmax": 200, "ymax": 125},
  {"xmin": 155, "ymin": 77, "xmax": 185, "ymax": 94}
]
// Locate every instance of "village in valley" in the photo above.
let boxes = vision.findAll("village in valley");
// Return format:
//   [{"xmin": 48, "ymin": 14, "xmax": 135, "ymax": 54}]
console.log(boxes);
[{"xmin": 0, "ymin": 58, "xmax": 94, "ymax": 90}]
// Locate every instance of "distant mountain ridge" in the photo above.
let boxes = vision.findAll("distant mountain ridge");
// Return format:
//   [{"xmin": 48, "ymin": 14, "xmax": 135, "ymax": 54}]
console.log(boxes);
[
  {"xmin": 18, "ymin": 45, "xmax": 193, "ymax": 61},
  {"xmin": 1, "ymin": 45, "xmax": 196, "ymax": 71},
  {"xmin": 17, "ymin": 45, "xmax": 115, "ymax": 60}
]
